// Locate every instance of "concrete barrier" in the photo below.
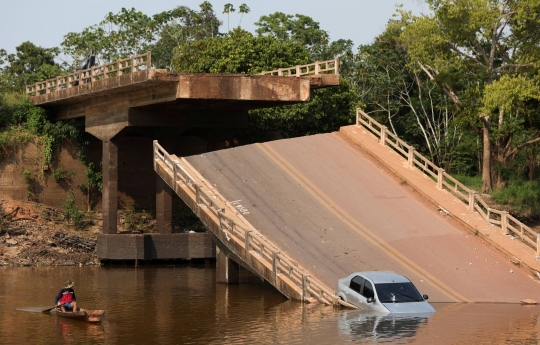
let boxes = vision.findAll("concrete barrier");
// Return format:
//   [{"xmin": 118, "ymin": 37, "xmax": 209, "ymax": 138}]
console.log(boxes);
[{"xmin": 97, "ymin": 233, "xmax": 215, "ymax": 260}]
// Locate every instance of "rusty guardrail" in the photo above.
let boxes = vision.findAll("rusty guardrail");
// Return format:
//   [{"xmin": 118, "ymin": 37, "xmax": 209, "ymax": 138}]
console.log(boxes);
[
  {"xmin": 259, "ymin": 59, "xmax": 339, "ymax": 77},
  {"xmin": 153, "ymin": 141, "xmax": 341, "ymax": 306},
  {"xmin": 26, "ymin": 52, "xmax": 151, "ymax": 96},
  {"xmin": 356, "ymin": 108, "xmax": 540, "ymax": 257}
]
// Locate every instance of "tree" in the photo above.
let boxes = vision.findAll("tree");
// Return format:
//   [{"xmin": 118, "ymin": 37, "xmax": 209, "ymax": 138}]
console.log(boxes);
[
  {"xmin": 238, "ymin": 4, "xmax": 250, "ymax": 27},
  {"xmin": 255, "ymin": 12, "xmax": 330, "ymax": 57},
  {"xmin": 151, "ymin": 2, "xmax": 221, "ymax": 69},
  {"xmin": 223, "ymin": 3, "xmax": 235, "ymax": 31},
  {"xmin": 249, "ymin": 79, "xmax": 361, "ymax": 138},
  {"xmin": 61, "ymin": 4, "xmax": 222, "ymax": 70},
  {"xmin": 61, "ymin": 8, "xmax": 155, "ymax": 65},
  {"xmin": 0, "ymin": 42, "xmax": 62, "ymax": 92},
  {"xmin": 352, "ymin": 19, "xmax": 466, "ymax": 170},
  {"xmin": 400, "ymin": 0, "xmax": 540, "ymax": 192},
  {"xmin": 481, "ymin": 75, "xmax": 540, "ymax": 187},
  {"xmin": 171, "ymin": 28, "xmax": 310, "ymax": 74}
]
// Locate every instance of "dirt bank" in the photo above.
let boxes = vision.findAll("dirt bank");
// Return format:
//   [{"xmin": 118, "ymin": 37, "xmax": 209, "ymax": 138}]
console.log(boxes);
[{"xmin": 0, "ymin": 197, "xmax": 99, "ymax": 266}]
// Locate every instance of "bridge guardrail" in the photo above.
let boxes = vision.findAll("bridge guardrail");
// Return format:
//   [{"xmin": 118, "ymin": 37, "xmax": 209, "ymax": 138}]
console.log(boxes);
[
  {"xmin": 356, "ymin": 108, "xmax": 540, "ymax": 257},
  {"xmin": 153, "ymin": 141, "xmax": 340, "ymax": 306},
  {"xmin": 26, "ymin": 52, "xmax": 151, "ymax": 96},
  {"xmin": 259, "ymin": 59, "xmax": 339, "ymax": 77}
]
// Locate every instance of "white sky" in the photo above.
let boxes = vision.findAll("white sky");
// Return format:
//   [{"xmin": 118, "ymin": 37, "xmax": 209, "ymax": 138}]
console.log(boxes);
[{"xmin": 0, "ymin": 0, "xmax": 428, "ymax": 55}]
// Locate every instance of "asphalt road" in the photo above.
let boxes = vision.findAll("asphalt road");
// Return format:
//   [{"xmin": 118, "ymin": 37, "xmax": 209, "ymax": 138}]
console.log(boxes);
[{"xmin": 185, "ymin": 132, "xmax": 540, "ymax": 303}]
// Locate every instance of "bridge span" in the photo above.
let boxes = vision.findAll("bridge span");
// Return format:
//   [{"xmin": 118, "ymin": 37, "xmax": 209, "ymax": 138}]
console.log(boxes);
[{"xmin": 154, "ymin": 120, "xmax": 540, "ymax": 305}]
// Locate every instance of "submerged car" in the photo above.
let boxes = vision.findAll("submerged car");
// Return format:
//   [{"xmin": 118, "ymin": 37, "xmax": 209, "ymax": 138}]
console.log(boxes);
[{"xmin": 336, "ymin": 271, "xmax": 435, "ymax": 313}]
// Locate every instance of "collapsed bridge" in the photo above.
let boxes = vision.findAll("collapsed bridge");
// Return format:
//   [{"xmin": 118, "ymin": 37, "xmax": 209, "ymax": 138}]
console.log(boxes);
[{"xmin": 153, "ymin": 111, "xmax": 540, "ymax": 306}]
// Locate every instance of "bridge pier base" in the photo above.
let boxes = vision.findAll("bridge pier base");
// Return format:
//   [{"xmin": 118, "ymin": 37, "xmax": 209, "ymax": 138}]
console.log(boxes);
[
  {"xmin": 216, "ymin": 247, "xmax": 239, "ymax": 284},
  {"xmin": 156, "ymin": 175, "xmax": 173, "ymax": 234}
]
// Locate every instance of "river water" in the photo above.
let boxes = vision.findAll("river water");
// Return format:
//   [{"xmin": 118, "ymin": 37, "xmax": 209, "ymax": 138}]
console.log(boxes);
[{"xmin": 1, "ymin": 265, "xmax": 539, "ymax": 344}]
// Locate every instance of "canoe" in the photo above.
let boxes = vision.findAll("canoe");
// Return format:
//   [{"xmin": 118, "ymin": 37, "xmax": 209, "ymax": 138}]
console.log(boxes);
[{"xmin": 56, "ymin": 309, "xmax": 106, "ymax": 323}]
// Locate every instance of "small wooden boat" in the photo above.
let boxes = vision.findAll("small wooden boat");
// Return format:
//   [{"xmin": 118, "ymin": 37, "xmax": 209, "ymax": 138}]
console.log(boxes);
[{"xmin": 56, "ymin": 308, "xmax": 106, "ymax": 323}]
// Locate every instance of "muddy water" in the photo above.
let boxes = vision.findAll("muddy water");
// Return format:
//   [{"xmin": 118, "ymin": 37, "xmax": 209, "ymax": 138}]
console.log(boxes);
[{"xmin": 1, "ymin": 265, "xmax": 539, "ymax": 344}]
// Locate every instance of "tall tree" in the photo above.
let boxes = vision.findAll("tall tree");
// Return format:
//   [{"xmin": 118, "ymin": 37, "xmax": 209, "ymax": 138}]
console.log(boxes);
[
  {"xmin": 151, "ymin": 2, "xmax": 221, "ymax": 68},
  {"xmin": 400, "ymin": 0, "xmax": 540, "ymax": 192},
  {"xmin": 238, "ymin": 4, "xmax": 250, "ymax": 27},
  {"xmin": 353, "ymin": 19, "xmax": 465, "ymax": 170},
  {"xmin": 223, "ymin": 3, "xmax": 235, "ymax": 32}
]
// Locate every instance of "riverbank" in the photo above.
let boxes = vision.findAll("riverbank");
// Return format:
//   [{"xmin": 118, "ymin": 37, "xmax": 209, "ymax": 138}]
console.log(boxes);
[{"xmin": 0, "ymin": 197, "xmax": 99, "ymax": 266}]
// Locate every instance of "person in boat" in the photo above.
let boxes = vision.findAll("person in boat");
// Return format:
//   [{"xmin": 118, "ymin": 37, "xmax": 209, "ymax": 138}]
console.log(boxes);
[{"xmin": 54, "ymin": 280, "xmax": 78, "ymax": 312}]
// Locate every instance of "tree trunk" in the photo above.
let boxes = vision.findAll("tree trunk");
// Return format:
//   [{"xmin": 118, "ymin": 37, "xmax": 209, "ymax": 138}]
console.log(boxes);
[
  {"xmin": 529, "ymin": 147, "xmax": 536, "ymax": 181},
  {"xmin": 481, "ymin": 116, "xmax": 492, "ymax": 193},
  {"xmin": 87, "ymin": 189, "xmax": 91, "ymax": 212}
]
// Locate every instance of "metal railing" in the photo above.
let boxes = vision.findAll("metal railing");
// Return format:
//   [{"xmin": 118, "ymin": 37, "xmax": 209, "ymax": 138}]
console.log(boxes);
[
  {"xmin": 259, "ymin": 59, "xmax": 339, "ymax": 77},
  {"xmin": 26, "ymin": 52, "xmax": 151, "ymax": 96},
  {"xmin": 153, "ymin": 141, "xmax": 339, "ymax": 305},
  {"xmin": 356, "ymin": 109, "xmax": 540, "ymax": 257}
]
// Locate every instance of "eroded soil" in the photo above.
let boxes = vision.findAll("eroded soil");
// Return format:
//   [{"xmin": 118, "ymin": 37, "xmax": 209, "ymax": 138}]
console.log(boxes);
[{"xmin": 0, "ymin": 197, "xmax": 99, "ymax": 266}]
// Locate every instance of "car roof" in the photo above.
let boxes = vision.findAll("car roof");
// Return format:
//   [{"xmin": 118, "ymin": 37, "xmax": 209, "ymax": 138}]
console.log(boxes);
[{"xmin": 353, "ymin": 271, "xmax": 411, "ymax": 284}]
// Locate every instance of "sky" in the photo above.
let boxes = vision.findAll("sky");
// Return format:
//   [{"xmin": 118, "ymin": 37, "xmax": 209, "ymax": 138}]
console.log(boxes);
[{"xmin": 0, "ymin": 0, "xmax": 429, "ymax": 55}]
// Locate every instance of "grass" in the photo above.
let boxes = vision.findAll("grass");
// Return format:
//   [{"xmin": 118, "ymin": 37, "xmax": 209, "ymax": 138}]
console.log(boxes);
[{"xmin": 452, "ymin": 174, "xmax": 482, "ymax": 191}]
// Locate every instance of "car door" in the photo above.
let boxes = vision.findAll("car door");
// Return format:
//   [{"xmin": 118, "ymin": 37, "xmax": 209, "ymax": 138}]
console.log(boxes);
[{"xmin": 347, "ymin": 275, "xmax": 367, "ymax": 308}]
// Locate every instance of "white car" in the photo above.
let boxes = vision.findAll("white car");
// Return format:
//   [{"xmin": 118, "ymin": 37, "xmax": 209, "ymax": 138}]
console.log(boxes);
[{"xmin": 336, "ymin": 271, "xmax": 435, "ymax": 313}]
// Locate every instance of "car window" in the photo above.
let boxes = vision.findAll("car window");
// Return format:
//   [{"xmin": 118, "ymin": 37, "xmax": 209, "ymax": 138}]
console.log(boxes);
[
  {"xmin": 362, "ymin": 280, "xmax": 375, "ymax": 299},
  {"xmin": 350, "ymin": 276, "xmax": 364, "ymax": 293},
  {"xmin": 375, "ymin": 283, "xmax": 424, "ymax": 303}
]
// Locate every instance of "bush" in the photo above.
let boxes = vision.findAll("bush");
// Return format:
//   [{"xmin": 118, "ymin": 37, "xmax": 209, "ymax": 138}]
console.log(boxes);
[
  {"xmin": 492, "ymin": 179, "xmax": 540, "ymax": 219},
  {"xmin": 61, "ymin": 191, "xmax": 85, "ymax": 229},
  {"xmin": 453, "ymin": 174, "xmax": 482, "ymax": 191}
]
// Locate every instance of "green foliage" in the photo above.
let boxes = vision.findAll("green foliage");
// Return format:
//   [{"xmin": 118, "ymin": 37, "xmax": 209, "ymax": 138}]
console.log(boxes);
[
  {"xmin": 493, "ymin": 179, "xmax": 540, "ymax": 218},
  {"xmin": 249, "ymin": 78, "xmax": 361, "ymax": 137},
  {"xmin": 0, "ymin": 94, "xmax": 84, "ymax": 171},
  {"xmin": 61, "ymin": 8, "xmax": 155, "ymax": 64},
  {"xmin": 61, "ymin": 191, "xmax": 85, "ymax": 229},
  {"xmin": 22, "ymin": 169, "xmax": 34, "ymax": 200},
  {"xmin": 171, "ymin": 28, "xmax": 310, "ymax": 74},
  {"xmin": 78, "ymin": 162, "xmax": 103, "ymax": 211},
  {"xmin": 122, "ymin": 209, "xmax": 154, "ymax": 233},
  {"xmin": 453, "ymin": 174, "xmax": 482, "ymax": 190},
  {"xmin": 51, "ymin": 166, "xmax": 76, "ymax": 181},
  {"xmin": 61, "ymin": 3, "xmax": 221, "ymax": 70},
  {"xmin": 0, "ymin": 42, "xmax": 62, "ymax": 92},
  {"xmin": 151, "ymin": 2, "xmax": 221, "ymax": 69},
  {"xmin": 481, "ymin": 75, "xmax": 540, "ymax": 117},
  {"xmin": 255, "ymin": 12, "xmax": 330, "ymax": 57}
]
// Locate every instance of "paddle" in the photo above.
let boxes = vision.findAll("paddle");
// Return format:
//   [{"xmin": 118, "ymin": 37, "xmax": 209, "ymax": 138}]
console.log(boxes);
[{"xmin": 42, "ymin": 304, "xmax": 62, "ymax": 313}]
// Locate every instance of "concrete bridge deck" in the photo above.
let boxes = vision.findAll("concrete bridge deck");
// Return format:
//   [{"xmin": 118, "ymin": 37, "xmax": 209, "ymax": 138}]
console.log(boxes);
[{"xmin": 157, "ymin": 129, "xmax": 540, "ymax": 304}]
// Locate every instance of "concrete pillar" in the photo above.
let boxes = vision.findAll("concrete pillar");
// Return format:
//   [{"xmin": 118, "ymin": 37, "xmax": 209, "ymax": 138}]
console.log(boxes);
[
  {"xmin": 216, "ymin": 247, "xmax": 239, "ymax": 284},
  {"xmin": 156, "ymin": 174, "xmax": 173, "ymax": 234},
  {"xmin": 102, "ymin": 139, "xmax": 118, "ymax": 234}
]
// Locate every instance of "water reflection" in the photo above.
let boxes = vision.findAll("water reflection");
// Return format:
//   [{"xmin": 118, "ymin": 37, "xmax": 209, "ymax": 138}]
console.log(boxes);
[
  {"xmin": 339, "ymin": 310, "xmax": 431, "ymax": 342},
  {"xmin": 1, "ymin": 266, "xmax": 539, "ymax": 344}
]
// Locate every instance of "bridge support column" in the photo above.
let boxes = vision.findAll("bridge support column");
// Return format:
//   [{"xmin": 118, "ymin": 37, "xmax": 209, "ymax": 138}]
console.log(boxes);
[
  {"xmin": 216, "ymin": 247, "xmax": 239, "ymax": 284},
  {"xmin": 156, "ymin": 174, "xmax": 173, "ymax": 234},
  {"xmin": 102, "ymin": 139, "xmax": 119, "ymax": 234}
]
